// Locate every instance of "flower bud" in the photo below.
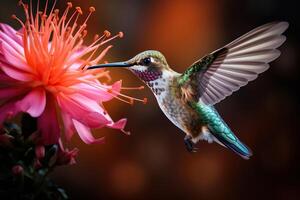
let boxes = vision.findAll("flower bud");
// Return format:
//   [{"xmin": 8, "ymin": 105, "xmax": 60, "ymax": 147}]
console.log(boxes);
[
  {"xmin": 56, "ymin": 148, "xmax": 79, "ymax": 166},
  {"xmin": 35, "ymin": 145, "xmax": 45, "ymax": 159},
  {"xmin": 11, "ymin": 165, "xmax": 23, "ymax": 175},
  {"xmin": 33, "ymin": 159, "xmax": 42, "ymax": 169}
]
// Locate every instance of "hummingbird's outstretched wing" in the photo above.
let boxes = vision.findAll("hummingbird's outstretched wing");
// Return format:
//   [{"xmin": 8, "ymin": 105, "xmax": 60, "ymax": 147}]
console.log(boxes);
[{"xmin": 179, "ymin": 21, "xmax": 289, "ymax": 105}]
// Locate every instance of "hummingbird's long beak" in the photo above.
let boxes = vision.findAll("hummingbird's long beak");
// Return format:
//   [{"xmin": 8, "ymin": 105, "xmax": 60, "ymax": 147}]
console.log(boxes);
[{"xmin": 87, "ymin": 62, "xmax": 133, "ymax": 70}]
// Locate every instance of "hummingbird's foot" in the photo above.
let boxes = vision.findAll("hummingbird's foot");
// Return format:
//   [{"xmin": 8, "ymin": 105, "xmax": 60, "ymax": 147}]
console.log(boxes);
[{"xmin": 184, "ymin": 135, "xmax": 198, "ymax": 153}]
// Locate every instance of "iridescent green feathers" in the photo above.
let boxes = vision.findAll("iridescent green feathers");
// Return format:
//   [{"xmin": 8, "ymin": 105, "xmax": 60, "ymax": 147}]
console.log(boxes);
[
  {"xmin": 189, "ymin": 102, "xmax": 252, "ymax": 159},
  {"xmin": 178, "ymin": 52, "xmax": 217, "ymax": 86}
]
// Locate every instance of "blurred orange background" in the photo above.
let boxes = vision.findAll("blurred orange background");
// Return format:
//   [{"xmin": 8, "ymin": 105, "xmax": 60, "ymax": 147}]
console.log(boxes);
[{"xmin": 1, "ymin": 0, "xmax": 299, "ymax": 199}]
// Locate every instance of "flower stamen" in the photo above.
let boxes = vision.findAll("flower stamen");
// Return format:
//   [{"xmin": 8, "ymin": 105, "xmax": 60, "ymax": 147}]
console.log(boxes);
[
  {"xmin": 12, "ymin": 0, "xmax": 146, "ymax": 111},
  {"xmin": 121, "ymin": 86, "xmax": 145, "ymax": 90},
  {"xmin": 80, "ymin": 79, "xmax": 147, "ymax": 105}
]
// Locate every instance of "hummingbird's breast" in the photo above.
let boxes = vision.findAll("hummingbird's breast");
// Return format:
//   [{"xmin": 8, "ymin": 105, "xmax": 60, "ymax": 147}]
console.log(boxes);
[{"xmin": 147, "ymin": 72, "xmax": 203, "ymax": 136}]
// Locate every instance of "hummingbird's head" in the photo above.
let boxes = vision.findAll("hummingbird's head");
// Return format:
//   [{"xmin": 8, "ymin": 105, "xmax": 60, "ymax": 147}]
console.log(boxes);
[{"xmin": 88, "ymin": 50, "xmax": 171, "ymax": 82}]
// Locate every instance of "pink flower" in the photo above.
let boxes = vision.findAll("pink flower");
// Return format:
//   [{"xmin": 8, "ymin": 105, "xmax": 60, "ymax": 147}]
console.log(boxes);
[{"xmin": 0, "ymin": 1, "xmax": 137, "ymax": 145}]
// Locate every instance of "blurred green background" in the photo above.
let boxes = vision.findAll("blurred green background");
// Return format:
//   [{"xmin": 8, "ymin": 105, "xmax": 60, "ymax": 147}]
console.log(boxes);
[{"xmin": 1, "ymin": 0, "xmax": 299, "ymax": 199}]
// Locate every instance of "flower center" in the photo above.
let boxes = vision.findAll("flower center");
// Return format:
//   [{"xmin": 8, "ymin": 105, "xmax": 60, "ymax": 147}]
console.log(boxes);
[{"xmin": 12, "ymin": 0, "xmax": 147, "ymax": 104}]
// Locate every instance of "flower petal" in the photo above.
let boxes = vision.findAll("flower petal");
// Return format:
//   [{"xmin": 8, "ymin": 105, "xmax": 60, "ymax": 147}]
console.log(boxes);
[
  {"xmin": 0, "ymin": 60, "xmax": 33, "ymax": 82},
  {"xmin": 0, "ymin": 39, "xmax": 31, "ymax": 72},
  {"xmin": 72, "ymin": 119, "xmax": 105, "ymax": 144},
  {"xmin": 72, "ymin": 80, "xmax": 121, "ymax": 103},
  {"xmin": 16, "ymin": 87, "xmax": 46, "ymax": 117},
  {"xmin": 37, "ymin": 95, "xmax": 60, "ymax": 145},
  {"xmin": 61, "ymin": 111, "xmax": 75, "ymax": 141},
  {"xmin": 0, "ymin": 23, "xmax": 22, "ymax": 45},
  {"xmin": 0, "ymin": 87, "xmax": 26, "ymax": 99},
  {"xmin": 0, "ymin": 70, "xmax": 17, "ymax": 83},
  {"xmin": 0, "ymin": 30, "xmax": 24, "ymax": 56},
  {"xmin": 57, "ymin": 93, "xmax": 111, "ymax": 127},
  {"xmin": 73, "ymin": 82, "xmax": 102, "ymax": 102},
  {"xmin": 69, "ymin": 93, "xmax": 114, "ymax": 125},
  {"xmin": 106, "ymin": 118, "xmax": 127, "ymax": 130},
  {"xmin": 101, "ymin": 80, "xmax": 122, "ymax": 102}
]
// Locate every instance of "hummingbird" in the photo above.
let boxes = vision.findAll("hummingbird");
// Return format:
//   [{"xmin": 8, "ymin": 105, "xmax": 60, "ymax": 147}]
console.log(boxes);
[{"xmin": 88, "ymin": 21, "xmax": 288, "ymax": 159}]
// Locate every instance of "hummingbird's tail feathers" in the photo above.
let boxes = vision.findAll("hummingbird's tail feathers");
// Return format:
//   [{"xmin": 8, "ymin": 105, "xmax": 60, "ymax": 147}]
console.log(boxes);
[
  {"xmin": 213, "ymin": 133, "xmax": 253, "ymax": 159},
  {"xmin": 191, "ymin": 103, "xmax": 253, "ymax": 159}
]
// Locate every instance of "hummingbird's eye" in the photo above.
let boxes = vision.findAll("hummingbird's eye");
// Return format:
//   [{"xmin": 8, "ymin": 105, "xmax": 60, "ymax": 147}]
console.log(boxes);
[{"xmin": 142, "ymin": 57, "xmax": 152, "ymax": 65}]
